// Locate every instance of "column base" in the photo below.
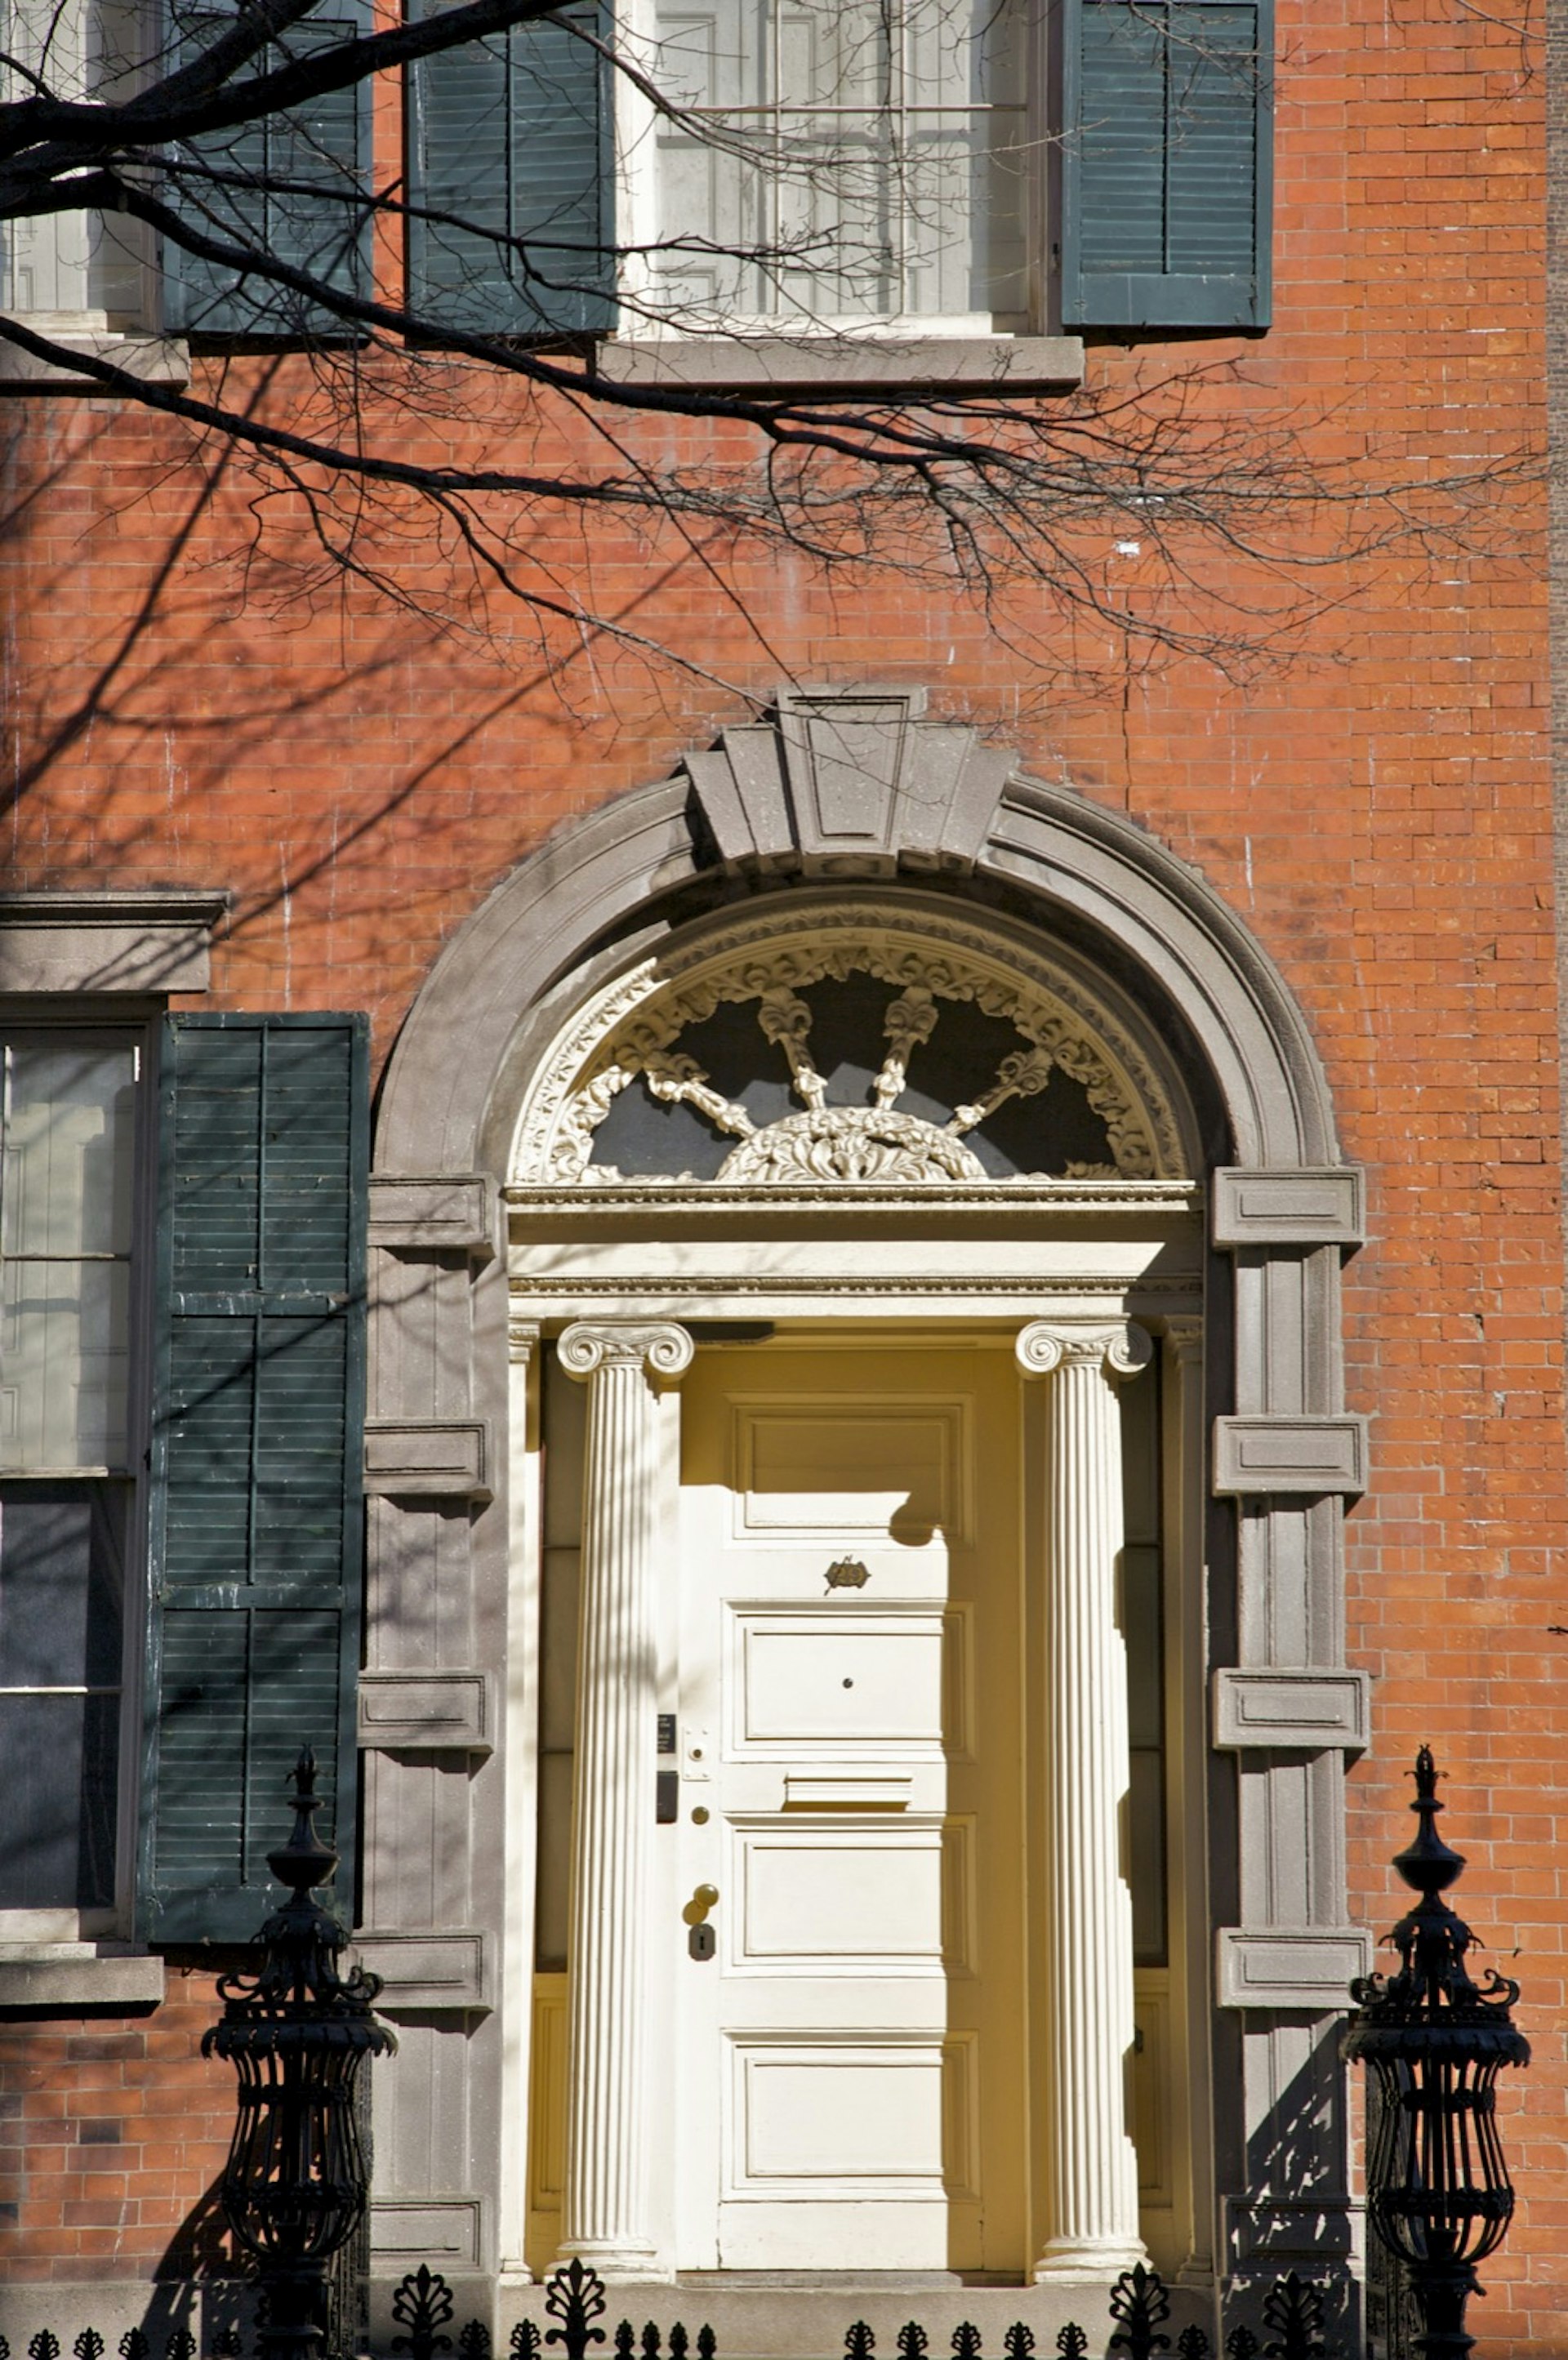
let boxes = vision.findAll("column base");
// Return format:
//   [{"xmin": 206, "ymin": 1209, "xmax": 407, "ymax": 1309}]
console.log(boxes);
[
  {"xmin": 1032, "ymin": 2241, "xmax": 1148, "ymax": 2286},
  {"xmin": 554, "ymin": 2242, "xmax": 665, "ymax": 2282}
]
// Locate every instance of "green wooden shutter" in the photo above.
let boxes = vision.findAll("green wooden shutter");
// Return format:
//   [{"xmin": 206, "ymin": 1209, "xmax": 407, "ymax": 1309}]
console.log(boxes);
[
  {"xmin": 1061, "ymin": 0, "xmax": 1272, "ymax": 330},
  {"xmin": 163, "ymin": 3, "xmax": 370, "ymax": 336},
  {"xmin": 406, "ymin": 1, "xmax": 612, "ymax": 336},
  {"xmin": 138, "ymin": 1013, "xmax": 368, "ymax": 1944}
]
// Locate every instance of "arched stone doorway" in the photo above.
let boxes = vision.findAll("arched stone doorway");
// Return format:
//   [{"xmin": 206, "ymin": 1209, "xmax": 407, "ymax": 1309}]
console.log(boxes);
[
  {"xmin": 359, "ymin": 688, "xmax": 1369, "ymax": 2343},
  {"xmin": 506, "ymin": 887, "xmax": 1196, "ymax": 2287}
]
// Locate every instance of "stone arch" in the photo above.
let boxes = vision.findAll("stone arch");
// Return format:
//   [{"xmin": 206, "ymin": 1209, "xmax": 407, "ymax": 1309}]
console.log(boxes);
[
  {"xmin": 377, "ymin": 692, "xmax": 1335, "ymax": 1177},
  {"xmin": 362, "ymin": 687, "xmax": 1370, "ymax": 2311}
]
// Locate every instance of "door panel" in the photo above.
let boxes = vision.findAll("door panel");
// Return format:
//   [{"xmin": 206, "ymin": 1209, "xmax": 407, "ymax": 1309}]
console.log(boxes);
[
  {"xmin": 676, "ymin": 1336, "xmax": 1024, "ymax": 2275},
  {"xmin": 732, "ymin": 1606, "xmax": 955, "ymax": 1752}
]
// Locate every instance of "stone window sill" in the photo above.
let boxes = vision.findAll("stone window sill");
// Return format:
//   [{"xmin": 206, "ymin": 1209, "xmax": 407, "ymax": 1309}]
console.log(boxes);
[
  {"xmin": 594, "ymin": 334, "xmax": 1085, "ymax": 396},
  {"xmin": 0, "ymin": 327, "xmax": 191, "ymax": 390},
  {"xmin": 0, "ymin": 1944, "xmax": 167, "ymax": 2008}
]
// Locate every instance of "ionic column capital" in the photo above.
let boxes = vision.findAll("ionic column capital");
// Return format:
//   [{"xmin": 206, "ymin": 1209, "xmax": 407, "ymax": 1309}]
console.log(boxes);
[
  {"xmin": 559, "ymin": 1321, "xmax": 695, "ymax": 1383},
  {"xmin": 1016, "ymin": 1320, "xmax": 1152, "ymax": 1383}
]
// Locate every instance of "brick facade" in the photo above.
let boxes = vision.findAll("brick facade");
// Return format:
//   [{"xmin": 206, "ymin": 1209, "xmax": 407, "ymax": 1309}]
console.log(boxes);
[
  {"xmin": 3, "ymin": 0, "xmax": 1566, "ymax": 2343},
  {"xmin": 0, "ymin": 1974, "xmax": 232, "ymax": 2282}
]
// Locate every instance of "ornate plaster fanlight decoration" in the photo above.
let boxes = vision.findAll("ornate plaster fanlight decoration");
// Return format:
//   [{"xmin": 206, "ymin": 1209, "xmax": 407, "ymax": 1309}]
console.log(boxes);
[{"xmin": 512, "ymin": 893, "xmax": 1190, "ymax": 1188}]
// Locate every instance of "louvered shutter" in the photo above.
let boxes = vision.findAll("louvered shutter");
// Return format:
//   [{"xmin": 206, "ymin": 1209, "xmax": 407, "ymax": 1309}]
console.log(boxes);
[
  {"xmin": 407, "ymin": 1, "xmax": 612, "ymax": 336},
  {"xmin": 163, "ymin": 3, "xmax": 369, "ymax": 336},
  {"xmin": 138, "ymin": 1014, "xmax": 368, "ymax": 1944},
  {"xmin": 1061, "ymin": 0, "xmax": 1272, "ymax": 330}
]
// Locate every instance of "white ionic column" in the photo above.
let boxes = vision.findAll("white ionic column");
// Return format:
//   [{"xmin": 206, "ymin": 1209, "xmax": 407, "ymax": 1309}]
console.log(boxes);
[
  {"xmin": 556, "ymin": 1320, "xmax": 693, "ymax": 2277},
  {"xmin": 1018, "ymin": 1319, "xmax": 1152, "ymax": 2282}
]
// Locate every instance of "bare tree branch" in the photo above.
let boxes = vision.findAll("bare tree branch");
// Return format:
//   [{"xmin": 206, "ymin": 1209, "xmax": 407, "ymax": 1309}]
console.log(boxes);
[{"xmin": 0, "ymin": 0, "xmax": 1537, "ymax": 699}]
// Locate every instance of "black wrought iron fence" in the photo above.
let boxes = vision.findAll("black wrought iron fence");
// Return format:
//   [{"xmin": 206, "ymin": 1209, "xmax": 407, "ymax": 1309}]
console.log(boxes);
[
  {"xmin": 1, "ymin": 1747, "xmax": 1518, "ymax": 2360},
  {"xmin": 0, "ymin": 2255, "xmax": 1352, "ymax": 2360}
]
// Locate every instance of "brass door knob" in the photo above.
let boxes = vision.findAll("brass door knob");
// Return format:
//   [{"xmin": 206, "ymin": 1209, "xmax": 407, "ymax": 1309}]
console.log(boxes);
[{"xmin": 683, "ymin": 1883, "xmax": 719, "ymax": 1926}]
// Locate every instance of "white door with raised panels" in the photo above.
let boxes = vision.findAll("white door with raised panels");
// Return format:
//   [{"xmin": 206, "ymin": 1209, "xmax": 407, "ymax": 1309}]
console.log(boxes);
[{"xmin": 674, "ymin": 1333, "xmax": 1027, "ymax": 2275}]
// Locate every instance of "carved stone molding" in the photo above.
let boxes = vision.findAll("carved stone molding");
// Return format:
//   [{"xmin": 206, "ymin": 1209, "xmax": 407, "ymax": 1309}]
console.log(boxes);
[
  {"xmin": 684, "ymin": 684, "xmax": 1015, "ymax": 879},
  {"xmin": 512, "ymin": 893, "xmax": 1188, "ymax": 1191},
  {"xmin": 717, "ymin": 1106, "xmax": 990, "ymax": 1184}
]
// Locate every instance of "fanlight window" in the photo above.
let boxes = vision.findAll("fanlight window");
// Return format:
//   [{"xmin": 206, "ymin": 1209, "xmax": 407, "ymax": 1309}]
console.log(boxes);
[{"xmin": 514, "ymin": 904, "xmax": 1187, "ymax": 1187}]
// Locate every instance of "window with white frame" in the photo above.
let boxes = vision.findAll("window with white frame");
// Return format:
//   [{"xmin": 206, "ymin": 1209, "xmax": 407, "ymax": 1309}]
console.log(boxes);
[
  {"xmin": 630, "ymin": 0, "xmax": 1030, "ymax": 332},
  {"xmin": 0, "ymin": 0, "xmax": 157, "ymax": 332},
  {"xmin": 0, "ymin": 1028, "xmax": 141, "ymax": 1928}
]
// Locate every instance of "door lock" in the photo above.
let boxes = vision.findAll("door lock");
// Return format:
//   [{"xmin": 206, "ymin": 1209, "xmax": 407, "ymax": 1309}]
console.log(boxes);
[{"xmin": 684, "ymin": 1883, "xmax": 719, "ymax": 1961}]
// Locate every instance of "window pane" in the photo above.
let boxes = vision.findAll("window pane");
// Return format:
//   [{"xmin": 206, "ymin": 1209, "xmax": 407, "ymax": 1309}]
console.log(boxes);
[
  {"xmin": 778, "ymin": 0, "xmax": 890, "ymax": 109},
  {"xmin": 0, "ymin": 1484, "xmax": 127, "ymax": 1690},
  {"xmin": 0, "ymin": 1692, "xmax": 119, "ymax": 1908},
  {"xmin": 776, "ymin": 119, "xmax": 896, "ymax": 316},
  {"xmin": 0, "ymin": 1259, "xmax": 130, "ymax": 1469},
  {"xmin": 2, "ymin": 1044, "xmax": 136, "ymax": 1260},
  {"xmin": 0, "ymin": 1485, "xmax": 125, "ymax": 1911}
]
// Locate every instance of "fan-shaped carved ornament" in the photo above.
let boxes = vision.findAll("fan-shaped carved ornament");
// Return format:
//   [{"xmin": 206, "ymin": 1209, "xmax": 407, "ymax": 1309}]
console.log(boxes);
[{"xmin": 511, "ymin": 898, "xmax": 1188, "ymax": 1187}]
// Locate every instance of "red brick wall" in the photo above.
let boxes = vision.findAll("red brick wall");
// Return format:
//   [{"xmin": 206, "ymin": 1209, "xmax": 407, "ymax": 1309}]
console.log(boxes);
[
  {"xmin": 0, "ymin": 1975, "xmax": 234, "ymax": 2282},
  {"xmin": 3, "ymin": 0, "xmax": 1564, "ymax": 2340}
]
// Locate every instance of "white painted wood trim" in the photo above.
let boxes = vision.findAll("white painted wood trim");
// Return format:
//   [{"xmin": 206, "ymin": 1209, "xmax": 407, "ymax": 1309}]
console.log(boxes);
[
  {"xmin": 1018, "ymin": 1322, "xmax": 1149, "ymax": 2280},
  {"xmin": 556, "ymin": 1323, "xmax": 694, "ymax": 2277}
]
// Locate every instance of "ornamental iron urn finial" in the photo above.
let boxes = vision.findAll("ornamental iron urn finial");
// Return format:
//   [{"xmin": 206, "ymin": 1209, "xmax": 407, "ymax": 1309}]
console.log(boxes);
[
  {"xmin": 1343, "ymin": 1748, "xmax": 1528, "ymax": 2360},
  {"xmin": 204, "ymin": 1748, "xmax": 397, "ymax": 2360}
]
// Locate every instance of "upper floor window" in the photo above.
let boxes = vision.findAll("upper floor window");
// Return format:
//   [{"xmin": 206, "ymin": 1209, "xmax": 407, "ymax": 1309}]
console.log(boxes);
[{"xmin": 635, "ymin": 0, "xmax": 1028, "ymax": 332}]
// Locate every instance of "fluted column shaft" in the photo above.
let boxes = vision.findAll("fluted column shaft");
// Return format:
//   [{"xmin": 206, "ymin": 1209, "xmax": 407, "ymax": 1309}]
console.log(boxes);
[
  {"xmin": 1018, "ymin": 1320, "xmax": 1152, "ymax": 2281},
  {"xmin": 557, "ymin": 1321, "xmax": 693, "ymax": 2276}
]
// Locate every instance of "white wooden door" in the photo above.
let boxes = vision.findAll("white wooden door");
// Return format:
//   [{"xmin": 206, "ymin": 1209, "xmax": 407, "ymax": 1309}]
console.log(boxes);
[{"xmin": 674, "ymin": 1334, "xmax": 1026, "ymax": 2275}]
